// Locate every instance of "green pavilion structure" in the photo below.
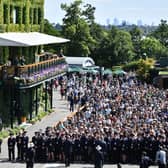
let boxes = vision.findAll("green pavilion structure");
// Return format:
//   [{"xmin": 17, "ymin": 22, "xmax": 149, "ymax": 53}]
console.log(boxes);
[{"xmin": 0, "ymin": 0, "xmax": 69, "ymax": 128}]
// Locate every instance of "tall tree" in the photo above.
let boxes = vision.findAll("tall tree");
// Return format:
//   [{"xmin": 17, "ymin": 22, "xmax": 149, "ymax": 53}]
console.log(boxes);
[
  {"xmin": 113, "ymin": 30, "xmax": 134, "ymax": 64},
  {"xmin": 94, "ymin": 26, "xmax": 134, "ymax": 67},
  {"xmin": 130, "ymin": 25, "xmax": 143, "ymax": 60},
  {"xmin": 140, "ymin": 37, "xmax": 167, "ymax": 60},
  {"xmin": 151, "ymin": 20, "xmax": 168, "ymax": 47},
  {"xmin": 61, "ymin": 0, "xmax": 95, "ymax": 56},
  {"xmin": 43, "ymin": 19, "xmax": 61, "ymax": 53}
]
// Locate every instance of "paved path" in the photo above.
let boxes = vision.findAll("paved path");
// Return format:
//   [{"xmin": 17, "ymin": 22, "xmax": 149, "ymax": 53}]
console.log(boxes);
[{"xmin": 0, "ymin": 88, "xmax": 158, "ymax": 168}]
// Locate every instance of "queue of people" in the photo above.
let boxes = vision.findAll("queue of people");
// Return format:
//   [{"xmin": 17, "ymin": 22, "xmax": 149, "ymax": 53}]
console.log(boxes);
[{"xmin": 7, "ymin": 72, "xmax": 168, "ymax": 167}]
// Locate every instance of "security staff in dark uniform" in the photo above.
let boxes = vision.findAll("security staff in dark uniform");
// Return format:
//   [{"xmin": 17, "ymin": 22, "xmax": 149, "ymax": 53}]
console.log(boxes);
[
  {"xmin": 140, "ymin": 151, "xmax": 151, "ymax": 168},
  {"xmin": 54, "ymin": 132, "xmax": 61, "ymax": 161},
  {"xmin": 80, "ymin": 133, "xmax": 89, "ymax": 162},
  {"xmin": 21, "ymin": 131, "xmax": 29, "ymax": 161},
  {"xmin": 63, "ymin": 135, "xmax": 72, "ymax": 167},
  {"xmin": 104, "ymin": 135, "xmax": 112, "ymax": 163},
  {"xmin": 94, "ymin": 145, "xmax": 104, "ymax": 168},
  {"xmin": 111, "ymin": 133, "xmax": 120, "ymax": 164},
  {"xmin": 16, "ymin": 131, "xmax": 22, "ymax": 161},
  {"xmin": 136, "ymin": 134, "xmax": 143, "ymax": 163},
  {"xmin": 47, "ymin": 134, "xmax": 54, "ymax": 162},
  {"xmin": 32, "ymin": 132, "xmax": 39, "ymax": 162},
  {"xmin": 26, "ymin": 142, "xmax": 35, "ymax": 168},
  {"xmin": 120, "ymin": 135, "xmax": 127, "ymax": 163},
  {"xmin": 40, "ymin": 133, "xmax": 47, "ymax": 163},
  {"xmin": 8, "ymin": 132, "xmax": 16, "ymax": 161}
]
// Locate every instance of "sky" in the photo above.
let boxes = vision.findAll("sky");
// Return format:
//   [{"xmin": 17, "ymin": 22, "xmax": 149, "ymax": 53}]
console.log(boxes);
[{"xmin": 44, "ymin": 0, "xmax": 168, "ymax": 26}]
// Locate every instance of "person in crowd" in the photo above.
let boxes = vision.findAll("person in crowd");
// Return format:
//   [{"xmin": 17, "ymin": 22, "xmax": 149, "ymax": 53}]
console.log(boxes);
[
  {"xmin": 21, "ymin": 131, "xmax": 29, "ymax": 161},
  {"xmin": 63, "ymin": 135, "xmax": 72, "ymax": 167},
  {"xmin": 19, "ymin": 55, "xmax": 26, "ymax": 65},
  {"xmin": 8, "ymin": 132, "xmax": 16, "ymax": 161},
  {"xmin": 26, "ymin": 142, "xmax": 35, "ymax": 168},
  {"xmin": 155, "ymin": 146, "xmax": 167, "ymax": 168},
  {"xmin": 94, "ymin": 145, "xmax": 104, "ymax": 168},
  {"xmin": 140, "ymin": 151, "xmax": 152, "ymax": 168},
  {"xmin": 6, "ymin": 72, "xmax": 168, "ymax": 166},
  {"xmin": 16, "ymin": 131, "xmax": 23, "ymax": 161}
]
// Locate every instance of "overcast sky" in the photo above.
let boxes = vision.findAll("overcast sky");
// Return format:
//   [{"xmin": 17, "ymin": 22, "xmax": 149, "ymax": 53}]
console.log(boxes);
[{"xmin": 44, "ymin": 0, "xmax": 168, "ymax": 25}]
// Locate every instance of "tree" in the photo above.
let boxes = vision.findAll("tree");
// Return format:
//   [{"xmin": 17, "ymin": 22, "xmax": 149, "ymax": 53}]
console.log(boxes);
[
  {"xmin": 43, "ymin": 19, "xmax": 61, "ymax": 53},
  {"xmin": 130, "ymin": 25, "xmax": 143, "ymax": 59},
  {"xmin": 61, "ymin": 0, "xmax": 95, "ymax": 56},
  {"xmin": 140, "ymin": 37, "xmax": 166, "ymax": 60},
  {"xmin": 82, "ymin": 3, "xmax": 95, "ymax": 25},
  {"xmin": 151, "ymin": 20, "xmax": 168, "ymax": 47},
  {"xmin": 94, "ymin": 26, "xmax": 134, "ymax": 67},
  {"xmin": 113, "ymin": 30, "xmax": 134, "ymax": 64}
]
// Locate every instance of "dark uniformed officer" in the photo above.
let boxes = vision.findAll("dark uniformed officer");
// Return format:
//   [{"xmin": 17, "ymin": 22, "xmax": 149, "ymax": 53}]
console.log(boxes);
[
  {"xmin": 54, "ymin": 132, "xmax": 60, "ymax": 161},
  {"xmin": 140, "ymin": 151, "xmax": 151, "ymax": 168},
  {"xmin": 73, "ymin": 134, "xmax": 81, "ymax": 162},
  {"xmin": 94, "ymin": 145, "xmax": 104, "ymax": 168},
  {"xmin": 21, "ymin": 131, "xmax": 29, "ymax": 161},
  {"xmin": 32, "ymin": 132, "xmax": 39, "ymax": 162},
  {"xmin": 47, "ymin": 134, "xmax": 55, "ymax": 162},
  {"xmin": 40, "ymin": 133, "xmax": 47, "ymax": 162},
  {"xmin": 63, "ymin": 135, "xmax": 72, "ymax": 167},
  {"xmin": 26, "ymin": 142, "xmax": 35, "ymax": 168},
  {"xmin": 16, "ymin": 131, "xmax": 23, "ymax": 161},
  {"xmin": 80, "ymin": 133, "xmax": 89, "ymax": 162},
  {"xmin": 8, "ymin": 132, "xmax": 16, "ymax": 161},
  {"xmin": 111, "ymin": 134, "xmax": 120, "ymax": 164}
]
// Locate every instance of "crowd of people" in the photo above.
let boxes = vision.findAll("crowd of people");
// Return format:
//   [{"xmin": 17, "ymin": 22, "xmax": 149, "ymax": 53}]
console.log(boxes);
[{"xmin": 7, "ymin": 72, "xmax": 168, "ymax": 167}]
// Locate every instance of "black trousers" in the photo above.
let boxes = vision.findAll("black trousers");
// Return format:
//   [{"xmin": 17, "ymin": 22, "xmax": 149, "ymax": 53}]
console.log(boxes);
[
  {"xmin": 17, "ymin": 145, "xmax": 21, "ymax": 159},
  {"xmin": 26, "ymin": 161, "xmax": 34, "ymax": 168},
  {"xmin": 8, "ymin": 148, "xmax": 15, "ymax": 160},
  {"xmin": 65, "ymin": 154, "xmax": 70, "ymax": 167}
]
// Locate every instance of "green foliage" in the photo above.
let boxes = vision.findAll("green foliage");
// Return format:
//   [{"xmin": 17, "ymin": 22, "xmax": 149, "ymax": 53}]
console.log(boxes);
[
  {"xmin": 129, "ymin": 25, "xmax": 143, "ymax": 59},
  {"xmin": 43, "ymin": 20, "xmax": 61, "ymax": 53},
  {"xmin": 123, "ymin": 58, "xmax": 155, "ymax": 82},
  {"xmin": 151, "ymin": 20, "xmax": 168, "ymax": 47},
  {"xmin": 140, "ymin": 37, "xmax": 166, "ymax": 60},
  {"xmin": 61, "ymin": 0, "xmax": 95, "ymax": 56},
  {"xmin": 94, "ymin": 26, "xmax": 134, "ymax": 67},
  {"xmin": 0, "ymin": 129, "xmax": 9, "ymax": 139}
]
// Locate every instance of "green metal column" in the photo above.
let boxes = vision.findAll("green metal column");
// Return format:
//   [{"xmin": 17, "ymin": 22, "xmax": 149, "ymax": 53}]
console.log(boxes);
[
  {"xmin": 10, "ymin": 85, "xmax": 14, "ymax": 129},
  {"xmin": 17, "ymin": 88, "xmax": 21, "ymax": 125},
  {"xmin": 29, "ymin": 89, "xmax": 33, "ymax": 120},
  {"xmin": 35, "ymin": 86, "xmax": 38, "ymax": 116},
  {"xmin": 45, "ymin": 82, "xmax": 47, "ymax": 112},
  {"xmin": 50, "ymin": 80, "xmax": 53, "ymax": 109}
]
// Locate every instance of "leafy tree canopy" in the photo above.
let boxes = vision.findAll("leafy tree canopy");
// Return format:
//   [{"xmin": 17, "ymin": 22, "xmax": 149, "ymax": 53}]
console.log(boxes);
[
  {"xmin": 140, "ymin": 36, "xmax": 167, "ymax": 60},
  {"xmin": 151, "ymin": 20, "xmax": 168, "ymax": 47},
  {"xmin": 61, "ymin": 0, "xmax": 95, "ymax": 56}
]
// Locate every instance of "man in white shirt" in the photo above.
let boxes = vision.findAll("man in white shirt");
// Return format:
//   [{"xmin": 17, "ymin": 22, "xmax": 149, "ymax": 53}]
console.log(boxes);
[{"xmin": 155, "ymin": 146, "xmax": 167, "ymax": 168}]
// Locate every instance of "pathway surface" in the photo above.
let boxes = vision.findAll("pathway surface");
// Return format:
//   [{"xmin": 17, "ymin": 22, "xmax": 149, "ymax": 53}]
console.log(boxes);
[{"xmin": 0, "ymin": 88, "xmax": 158, "ymax": 168}]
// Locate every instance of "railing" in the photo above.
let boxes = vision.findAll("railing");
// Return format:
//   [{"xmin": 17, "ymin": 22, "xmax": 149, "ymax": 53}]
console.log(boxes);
[
  {"xmin": 16, "ymin": 57, "xmax": 68, "ymax": 86},
  {"xmin": 2, "ymin": 57, "xmax": 68, "ymax": 86}
]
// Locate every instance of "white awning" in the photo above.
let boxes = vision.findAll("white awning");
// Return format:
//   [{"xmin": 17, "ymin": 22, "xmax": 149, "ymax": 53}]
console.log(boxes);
[
  {"xmin": 65, "ymin": 56, "xmax": 95, "ymax": 68},
  {"xmin": 0, "ymin": 32, "xmax": 70, "ymax": 46}
]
